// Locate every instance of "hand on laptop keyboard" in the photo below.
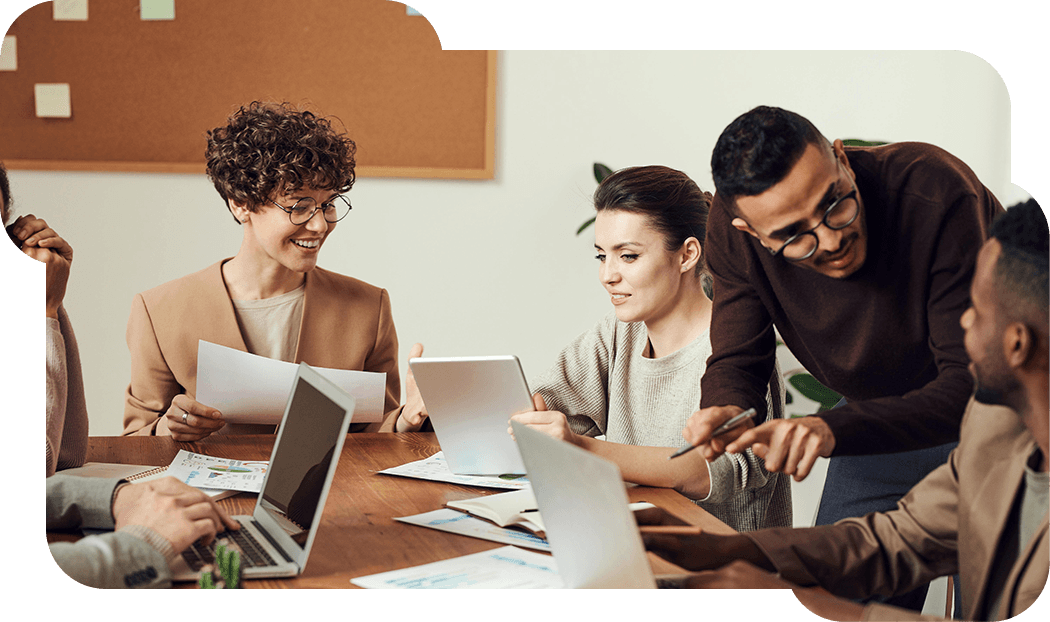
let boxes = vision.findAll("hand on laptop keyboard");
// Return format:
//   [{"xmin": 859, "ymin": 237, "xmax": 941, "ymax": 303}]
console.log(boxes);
[{"xmin": 114, "ymin": 476, "xmax": 240, "ymax": 553}]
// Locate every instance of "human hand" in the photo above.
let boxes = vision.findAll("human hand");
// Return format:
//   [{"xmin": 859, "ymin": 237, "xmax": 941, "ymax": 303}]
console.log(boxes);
[
  {"xmin": 396, "ymin": 342, "xmax": 429, "ymax": 432},
  {"xmin": 672, "ymin": 560, "xmax": 795, "ymax": 589},
  {"xmin": 636, "ymin": 506, "xmax": 774, "ymax": 573},
  {"xmin": 113, "ymin": 476, "xmax": 240, "ymax": 553},
  {"xmin": 164, "ymin": 394, "xmax": 225, "ymax": 441},
  {"xmin": 507, "ymin": 394, "xmax": 581, "ymax": 446},
  {"xmin": 725, "ymin": 416, "xmax": 835, "ymax": 482},
  {"xmin": 682, "ymin": 405, "xmax": 754, "ymax": 462},
  {"xmin": 11, "ymin": 214, "xmax": 73, "ymax": 318}
]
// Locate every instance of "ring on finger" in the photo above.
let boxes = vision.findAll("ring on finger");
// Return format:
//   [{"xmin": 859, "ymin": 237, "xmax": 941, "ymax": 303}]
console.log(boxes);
[{"xmin": 182, "ymin": 412, "xmax": 189, "ymax": 424}]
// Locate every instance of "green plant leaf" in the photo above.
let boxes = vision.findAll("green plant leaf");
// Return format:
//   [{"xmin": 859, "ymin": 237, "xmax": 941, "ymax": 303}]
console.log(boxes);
[
  {"xmin": 576, "ymin": 216, "xmax": 596, "ymax": 236},
  {"xmin": 593, "ymin": 162, "xmax": 613, "ymax": 183},
  {"xmin": 840, "ymin": 139, "xmax": 889, "ymax": 147},
  {"xmin": 787, "ymin": 373, "xmax": 843, "ymax": 412}
]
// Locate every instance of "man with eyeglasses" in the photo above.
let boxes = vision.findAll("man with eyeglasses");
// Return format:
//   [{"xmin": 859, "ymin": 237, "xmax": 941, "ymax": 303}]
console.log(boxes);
[{"xmin": 681, "ymin": 106, "xmax": 1002, "ymax": 610}]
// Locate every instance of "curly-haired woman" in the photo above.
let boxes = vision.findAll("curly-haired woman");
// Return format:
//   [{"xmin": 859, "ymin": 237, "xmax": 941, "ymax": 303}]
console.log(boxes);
[{"xmin": 122, "ymin": 102, "xmax": 425, "ymax": 439}]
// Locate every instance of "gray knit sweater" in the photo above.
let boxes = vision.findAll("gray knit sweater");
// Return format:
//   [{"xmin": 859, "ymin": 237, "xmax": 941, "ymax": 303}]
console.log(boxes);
[{"xmin": 531, "ymin": 312, "xmax": 792, "ymax": 531}]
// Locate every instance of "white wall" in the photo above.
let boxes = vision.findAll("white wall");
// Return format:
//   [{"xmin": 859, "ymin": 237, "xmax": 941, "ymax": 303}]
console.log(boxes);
[{"xmin": 4, "ymin": 51, "xmax": 1014, "ymax": 437}]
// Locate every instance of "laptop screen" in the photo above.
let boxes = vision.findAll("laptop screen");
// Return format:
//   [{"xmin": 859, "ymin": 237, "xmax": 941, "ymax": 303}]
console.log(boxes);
[{"xmin": 260, "ymin": 374, "xmax": 350, "ymax": 549}]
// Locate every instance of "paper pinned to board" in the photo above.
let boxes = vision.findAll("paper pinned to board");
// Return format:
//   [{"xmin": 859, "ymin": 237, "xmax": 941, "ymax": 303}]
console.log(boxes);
[
  {"xmin": 1, "ymin": 36, "xmax": 17, "ymax": 71},
  {"xmin": 195, "ymin": 340, "xmax": 386, "ymax": 423}
]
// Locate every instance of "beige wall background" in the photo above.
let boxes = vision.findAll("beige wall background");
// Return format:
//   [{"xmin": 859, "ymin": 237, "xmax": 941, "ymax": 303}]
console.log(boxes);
[{"xmin": 5, "ymin": 50, "xmax": 1019, "ymax": 438}]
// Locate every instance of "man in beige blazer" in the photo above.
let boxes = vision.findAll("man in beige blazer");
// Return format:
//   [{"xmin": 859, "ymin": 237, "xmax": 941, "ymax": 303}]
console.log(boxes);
[
  {"xmin": 639, "ymin": 199, "xmax": 1048, "ymax": 621},
  {"xmin": 123, "ymin": 102, "xmax": 425, "ymax": 438}
]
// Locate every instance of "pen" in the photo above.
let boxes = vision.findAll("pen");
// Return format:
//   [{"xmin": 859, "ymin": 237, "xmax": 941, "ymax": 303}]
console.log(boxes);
[
  {"xmin": 667, "ymin": 408, "xmax": 757, "ymax": 460},
  {"xmin": 639, "ymin": 525, "xmax": 704, "ymax": 535}
]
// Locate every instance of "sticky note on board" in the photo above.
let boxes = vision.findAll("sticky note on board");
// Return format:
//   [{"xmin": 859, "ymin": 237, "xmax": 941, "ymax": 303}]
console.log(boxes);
[
  {"xmin": 0, "ymin": 36, "xmax": 16, "ymax": 71},
  {"xmin": 141, "ymin": 0, "xmax": 176, "ymax": 20},
  {"xmin": 53, "ymin": 0, "xmax": 89, "ymax": 21},
  {"xmin": 35, "ymin": 84, "xmax": 72, "ymax": 118}
]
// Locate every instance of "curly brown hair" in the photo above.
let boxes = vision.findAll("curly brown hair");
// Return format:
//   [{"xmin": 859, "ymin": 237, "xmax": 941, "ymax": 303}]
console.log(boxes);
[{"xmin": 205, "ymin": 102, "xmax": 357, "ymax": 223}]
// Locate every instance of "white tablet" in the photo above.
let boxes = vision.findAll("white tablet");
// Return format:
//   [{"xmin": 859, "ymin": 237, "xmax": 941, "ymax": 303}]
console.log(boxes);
[{"xmin": 409, "ymin": 355, "xmax": 532, "ymax": 475}]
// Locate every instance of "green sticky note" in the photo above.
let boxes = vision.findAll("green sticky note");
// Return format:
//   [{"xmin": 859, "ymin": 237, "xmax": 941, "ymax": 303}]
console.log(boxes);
[{"xmin": 141, "ymin": 0, "xmax": 176, "ymax": 20}]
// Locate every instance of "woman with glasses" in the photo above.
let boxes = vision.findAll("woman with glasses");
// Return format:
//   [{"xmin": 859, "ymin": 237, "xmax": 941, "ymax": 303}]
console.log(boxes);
[
  {"xmin": 509, "ymin": 166, "xmax": 791, "ymax": 532},
  {"xmin": 123, "ymin": 102, "xmax": 424, "ymax": 439}
]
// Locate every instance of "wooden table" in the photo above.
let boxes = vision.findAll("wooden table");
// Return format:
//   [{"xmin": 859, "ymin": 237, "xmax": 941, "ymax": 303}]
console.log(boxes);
[{"xmin": 83, "ymin": 433, "xmax": 734, "ymax": 588}]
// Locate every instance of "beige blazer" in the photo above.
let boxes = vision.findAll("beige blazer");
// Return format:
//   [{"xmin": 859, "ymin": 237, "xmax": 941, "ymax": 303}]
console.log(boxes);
[
  {"xmin": 123, "ymin": 260, "xmax": 400, "ymax": 436},
  {"xmin": 748, "ymin": 399, "xmax": 1048, "ymax": 621}
]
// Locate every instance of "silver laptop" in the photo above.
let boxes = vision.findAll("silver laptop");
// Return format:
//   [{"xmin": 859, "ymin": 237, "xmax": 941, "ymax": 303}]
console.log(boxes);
[
  {"xmin": 170, "ymin": 362, "xmax": 355, "ymax": 580},
  {"xmin": 409, "ymin": 355, "xmax": 532, "ymax": 475},
  {"xmin": 510, "ymin": 420, "xmax": 659, "ymax": 588}
]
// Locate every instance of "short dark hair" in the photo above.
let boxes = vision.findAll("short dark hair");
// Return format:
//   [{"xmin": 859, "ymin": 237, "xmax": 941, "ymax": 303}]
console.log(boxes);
[
  {"xmin": 711, "ymin": 106, "xmax": 830, "ymax": 203},
  {"xmin": 0, "ymin": 161, "xmax": 11, "ymax": 225},
  {"xmin": 205, "ymin": 102, "xmax": 357, "ymax": 223},
  {"xmin": 991, "ymin": 198, "xmax": 1049, "ymax": 332},
  {"xmin": 593, "ymin": 165, "xmax": 713, "ymax": 282}
]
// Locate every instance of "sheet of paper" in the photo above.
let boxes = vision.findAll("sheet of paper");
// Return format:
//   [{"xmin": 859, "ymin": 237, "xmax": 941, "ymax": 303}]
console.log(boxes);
[
  {"xmin": 152, "ymin": 449, "xmax": 269, "ymax": 493},
  {"xmin": 395, "ymin": 508, "xmax": 551, "ymax": 552},
  {"xmin": 195, "ymin": 340, "xmax": 386, "ymax": 423},
  {"xmin": 140, "ymin": 0, "xmax": 175, "ymax": 20},
  {"xmin": 351, "ymin": 545, "xmax": 562, "ymax": 589},
  {"xmin": 53, "ymin": 0, "xmax": 88, "ymax": 21},
  {"xmin": 1, "ymin": 36, "xmax": 17, "ymax": 71},
  {"xmin": 377, "ymin": 451, "xmax": 530, "ymax": 490},
  {"xmin": 34, "ymin": 84, "xmax": 72, "ymax": 118}
]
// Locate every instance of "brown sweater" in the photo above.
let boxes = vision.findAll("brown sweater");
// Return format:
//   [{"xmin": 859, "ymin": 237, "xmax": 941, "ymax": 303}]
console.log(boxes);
[{"xmin": 701, "ymin": 142, "xmax": 1002, "ymax": 455}]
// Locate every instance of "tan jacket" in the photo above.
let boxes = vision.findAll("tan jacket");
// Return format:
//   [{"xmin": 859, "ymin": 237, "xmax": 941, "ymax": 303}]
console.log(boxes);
[
  {"xmin": 123, "ymin": 260, "xmax": 400, "ymax": 436},
  {"xmin": 748, "ymin": 399, "xmax": 1048, "ymax": 621}
]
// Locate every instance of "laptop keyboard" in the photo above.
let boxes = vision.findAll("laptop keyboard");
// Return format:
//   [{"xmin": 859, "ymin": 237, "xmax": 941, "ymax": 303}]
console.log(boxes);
[{"xmin": 181, "ymin": 525, "xmax": 277, "ymax": 571}]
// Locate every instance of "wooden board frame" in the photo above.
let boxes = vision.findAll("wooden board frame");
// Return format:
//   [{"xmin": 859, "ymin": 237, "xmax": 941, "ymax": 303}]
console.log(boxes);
[{"xmin": 0, "ymin": 1, "xmax": 496, "ymax": 180}]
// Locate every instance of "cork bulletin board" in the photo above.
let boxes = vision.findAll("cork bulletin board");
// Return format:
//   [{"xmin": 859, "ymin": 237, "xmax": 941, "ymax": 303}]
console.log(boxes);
[{"xmin": 0, "ymin": 0, "xmax": 497, "ymax": 179}]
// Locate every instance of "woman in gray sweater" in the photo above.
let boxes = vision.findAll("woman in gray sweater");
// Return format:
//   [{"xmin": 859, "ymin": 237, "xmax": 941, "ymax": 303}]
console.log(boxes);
[{"xmin": 511, "ymin": 165, "xmax": 791, "ymax": 531}]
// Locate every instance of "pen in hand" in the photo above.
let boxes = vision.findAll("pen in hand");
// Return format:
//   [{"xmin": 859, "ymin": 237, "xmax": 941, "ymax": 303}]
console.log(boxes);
[{"xmin": 668, "ymin": 408, "xmax": 757, "ymax": 460}]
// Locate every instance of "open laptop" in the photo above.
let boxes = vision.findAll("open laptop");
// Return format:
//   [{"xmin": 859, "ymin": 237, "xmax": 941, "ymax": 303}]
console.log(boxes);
[
  {"xmin": 169, "ymin": 362, "xmax": 355, "ymax": 581},
  {"xmin": 511, "ymin": 420, "xmax": 678, "ymax": 588},
  {"xmin": 409, "ymin": 355, "xmax": 532, "ymax": 475}
]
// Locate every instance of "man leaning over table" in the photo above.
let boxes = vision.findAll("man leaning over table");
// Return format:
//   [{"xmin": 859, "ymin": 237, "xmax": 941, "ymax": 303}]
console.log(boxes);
[
  {"xmin": 683, "ymin": 105, "xmax": 1003, "ymax": 610},
  {"xmin": 640, "ymin": 200, "xmax": 1048, "ymax": 621}
]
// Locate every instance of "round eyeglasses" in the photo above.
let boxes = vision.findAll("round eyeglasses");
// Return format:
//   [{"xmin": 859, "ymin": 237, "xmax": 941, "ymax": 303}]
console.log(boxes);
[
  {"xmin": 771, "ymin": 189, "xmax": 860, "ymax": 261},
  {"xmin": 270, "ymin": 194, "xmax": 352, "ymax": 225}
]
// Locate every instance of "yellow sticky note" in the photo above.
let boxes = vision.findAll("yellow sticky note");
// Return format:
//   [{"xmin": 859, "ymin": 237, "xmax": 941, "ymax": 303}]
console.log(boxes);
[
  {"xmin": 53, "ymin": 0, "xmax": 89, "ymax": 21},
  {"xmin": 35, "ymin": 84, "xmax": 73, "ymax": 118},
  {"xmin": 140, "ymin": 0, "xmax": 176, "ymax": 20},
  {"xmin": 0, "ymin": 36, "xmax": 16, "ymax": 71}
]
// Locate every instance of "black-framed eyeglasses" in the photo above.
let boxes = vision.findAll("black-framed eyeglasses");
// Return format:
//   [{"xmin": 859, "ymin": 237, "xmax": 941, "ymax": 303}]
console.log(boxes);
[
  {"xmin": 270, "ymin": 194, "xmax": 352, "ymax": 225},
  {"xmin": 770, "ymin": 188, "xmax": 860, "ymax": 262}
]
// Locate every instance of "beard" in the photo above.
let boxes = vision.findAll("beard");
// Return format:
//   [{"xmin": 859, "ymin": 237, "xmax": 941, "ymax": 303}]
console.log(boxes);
[{"xmin": 971, "ymin": 362, "xmax": 1021, "ymax": 407}]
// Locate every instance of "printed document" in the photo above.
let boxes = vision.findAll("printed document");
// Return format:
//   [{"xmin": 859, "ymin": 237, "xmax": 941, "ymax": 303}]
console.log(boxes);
[
  {"xmin": 350, "ymin": 545, "xmax": 562, "ymax": 588},
  {"xmin": 196, "ymin": 340, "xmax": 386, "ymax": 423},
  {"xmin": 377, "ymin": 451, "xmax": 530, "ymax": 490},
  {"xmin": 395, "ymin": 508, "xmax": 551, "ymax": 552}
]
